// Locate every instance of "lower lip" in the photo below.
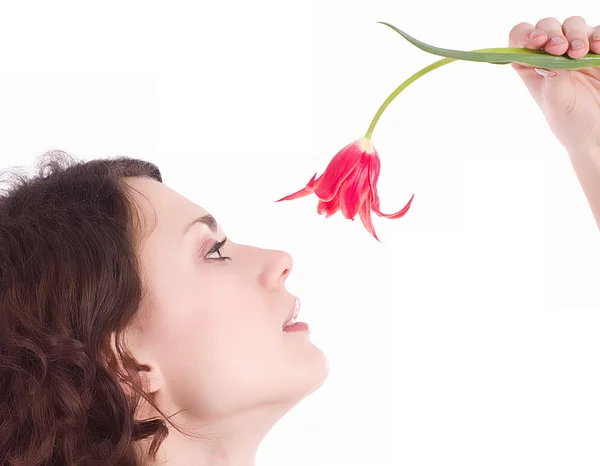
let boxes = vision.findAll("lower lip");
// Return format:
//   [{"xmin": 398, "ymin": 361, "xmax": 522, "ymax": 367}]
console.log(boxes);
[{"xmin": 283, "ymin": 322, "xmax": 309, "ymax": 332}]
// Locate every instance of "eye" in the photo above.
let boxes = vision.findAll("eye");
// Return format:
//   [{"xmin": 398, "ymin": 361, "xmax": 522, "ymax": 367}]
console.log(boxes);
[{"xmin": 204, "ymin": 237, "xmax": 231, "ymax": 261}]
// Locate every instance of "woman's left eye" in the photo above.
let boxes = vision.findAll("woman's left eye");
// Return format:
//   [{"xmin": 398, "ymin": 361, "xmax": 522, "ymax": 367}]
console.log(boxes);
[{"xmin": 204, "ymin": 238, "xmax": 231, "ymax": 261}]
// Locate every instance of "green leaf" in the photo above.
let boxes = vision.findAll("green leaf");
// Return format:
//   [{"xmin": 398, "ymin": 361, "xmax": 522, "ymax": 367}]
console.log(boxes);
[{"xmin": 377, "ymin": 21, "xmax": 600, "ymax": 70}]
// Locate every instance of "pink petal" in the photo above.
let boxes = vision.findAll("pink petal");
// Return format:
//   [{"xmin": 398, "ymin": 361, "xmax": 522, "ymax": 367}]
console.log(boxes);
[
  {"xmin": 368, "ymin": 149, "xmax": 381, "ymax": 209},
  {"xmin": 338, "ymin": 154, "xmax": 370, "ymax": 220},
  {"xmin": 372, "ymin": 193, "xmax": 415, "ymax": 218},
  {"xmin": 359, "ymin": 194, "xmax": 380, "ymax": 241},
  {"xmin": 275, "ymin": 173, "xmax": 318, "ymax": 202},
  {"xmin": 366, "ymin": 147, "xmax": 414, "ymax": 219},
  {"xmin": 313, "ymin": 139, "xmax": 364, "ymax": 202},
  {"xmin": 317, "ymin": 196, "xmax": 341, "ymax": 217}
]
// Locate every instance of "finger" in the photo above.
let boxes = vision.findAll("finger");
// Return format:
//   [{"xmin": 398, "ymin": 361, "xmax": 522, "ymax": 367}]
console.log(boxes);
[
  {"xmin": 508, "ymin": 21, "xmax": 548, "ymax": 50},
  {"xmin": 590, "ymin": 25, "xmax": 600, "ymax": 54},
  {"xmin": 508, "ymin": 21, "xmax": 547, "ymax": 72},
  {"xmin": 562, "ymin": 16, "xmax": 592, "ymax": 58},
  {"xmin": 507, "ymin": 18, "xmax": 568, "ymax": 72},
  {"xmin": 535, "ymin": 17, "xmax": 569, "ymax": 57}
]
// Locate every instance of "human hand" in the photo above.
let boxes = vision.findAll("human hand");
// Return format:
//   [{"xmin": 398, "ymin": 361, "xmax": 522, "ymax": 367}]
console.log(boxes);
[{"xmin": 509, "ymin": 16, "xmax": 600, "ymax": 154}]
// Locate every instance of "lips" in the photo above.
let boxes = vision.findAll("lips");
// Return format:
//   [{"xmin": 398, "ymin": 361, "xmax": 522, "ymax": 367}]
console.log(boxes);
[{"xmin": 282, "ymin": 296, "xmax": 301, "ymax": 329}]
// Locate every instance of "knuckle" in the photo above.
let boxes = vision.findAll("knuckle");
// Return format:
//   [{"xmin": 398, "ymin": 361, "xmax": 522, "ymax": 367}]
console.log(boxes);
[
  {"xmin": 536, "ymin": 17, "xmax": 561, "ymax": 31},
  {"xmin": 564, "ymin": 15, "xmax": 585, "ymax": 23},
  {"xmin": 509, "ymin": 22, "xmax": 529, "ymax": 36}
]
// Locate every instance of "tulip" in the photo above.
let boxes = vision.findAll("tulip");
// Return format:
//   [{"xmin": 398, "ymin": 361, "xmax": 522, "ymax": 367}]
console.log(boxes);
[
  {"xmin": 277, "ymin": 22, "xmax": 600, "ymax": 240},
  {"xmin": 275, "ymin": 137, "xmax": 414, "ymax": 241}
]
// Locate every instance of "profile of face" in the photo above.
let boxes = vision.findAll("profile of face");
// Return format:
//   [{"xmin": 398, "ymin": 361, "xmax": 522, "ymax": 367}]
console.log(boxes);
[{"xmin": 121, "ymin": 176, "xmax": 329, "ymax": 439}]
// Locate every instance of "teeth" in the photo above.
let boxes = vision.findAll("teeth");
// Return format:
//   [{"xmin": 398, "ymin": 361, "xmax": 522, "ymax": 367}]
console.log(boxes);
[
  {"xmin": 283, "ymin": 298, "xmax": 301, "ymax": 328},
  {"xmin": 285, "ymin": 317, "xmax": 297, "ymax": 328}
]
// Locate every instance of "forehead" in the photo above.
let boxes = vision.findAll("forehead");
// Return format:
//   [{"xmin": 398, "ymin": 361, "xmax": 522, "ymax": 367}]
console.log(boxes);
[{"xmin": 124, "ymin": 176, "xmax": 209, "ymax": 240}]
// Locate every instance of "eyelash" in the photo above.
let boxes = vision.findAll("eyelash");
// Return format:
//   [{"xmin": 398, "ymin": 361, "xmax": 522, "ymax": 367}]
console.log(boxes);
[{"xmin": 204, "ymin": 238, "xmax": 231, "ymax": 261}]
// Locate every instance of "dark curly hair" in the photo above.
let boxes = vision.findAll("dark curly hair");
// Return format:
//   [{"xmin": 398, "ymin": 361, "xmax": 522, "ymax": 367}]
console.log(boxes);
[{"xmin": 0, "ymin": 150, "xmax": 191, "ymax": 465}]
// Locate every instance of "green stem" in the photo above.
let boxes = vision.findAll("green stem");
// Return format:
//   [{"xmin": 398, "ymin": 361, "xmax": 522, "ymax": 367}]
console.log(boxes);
[
  {"xmin": 364, "ymin": 57, "xmax": 454, "ymax": 139},
  {"xmin": 364, "ymin": 47, "xmax": 503, "ymax": 139}
]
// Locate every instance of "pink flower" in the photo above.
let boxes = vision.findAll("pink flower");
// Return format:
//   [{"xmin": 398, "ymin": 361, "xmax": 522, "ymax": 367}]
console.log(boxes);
[{"xmin": 276, "ymin": 137, "xmax": 414, "ymax": 241}]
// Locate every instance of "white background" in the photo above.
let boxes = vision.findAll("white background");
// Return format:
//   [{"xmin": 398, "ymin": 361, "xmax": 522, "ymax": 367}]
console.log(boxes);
[{"xmin": 0, "ymin": 1, "xmax": 599, "ymax": 465}]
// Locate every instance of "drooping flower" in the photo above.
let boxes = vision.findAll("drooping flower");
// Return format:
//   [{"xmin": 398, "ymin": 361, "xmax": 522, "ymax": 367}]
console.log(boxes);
[
  {"xmin": 276, "ymin": 137, "xmax": 414, "ymax": 241},
  {"xmin": 277, "ymin": 22, "xmax": 600, "ymax": 240}
]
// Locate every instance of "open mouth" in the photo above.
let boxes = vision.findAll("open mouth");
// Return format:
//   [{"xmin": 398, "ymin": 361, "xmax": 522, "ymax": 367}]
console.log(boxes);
[{"xmin": 282, "ymin": 296, "xmax": 301, "ymax": 329}]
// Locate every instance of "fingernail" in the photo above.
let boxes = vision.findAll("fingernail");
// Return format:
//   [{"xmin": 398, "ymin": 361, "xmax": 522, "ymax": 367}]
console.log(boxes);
[
  {"xmin": 528, "ymin": 29, "xmax": 545, "ymax": 39},
  {"xmin": 571, "ymin": 39, "xmax": 585, "ymax": 49},
  {"xmin": 550, "ymin": 36, "xmax": 565, "ymax": 45},
  {"xmin": 535, "ymin": 68, "xmax": 557, "ymax": 77}
]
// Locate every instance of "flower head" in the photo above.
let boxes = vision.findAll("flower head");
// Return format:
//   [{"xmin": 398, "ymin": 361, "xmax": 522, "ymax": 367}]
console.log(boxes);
[{"xmin": 276, "ymin": 137, "xmax": 414, "ymax": 240}]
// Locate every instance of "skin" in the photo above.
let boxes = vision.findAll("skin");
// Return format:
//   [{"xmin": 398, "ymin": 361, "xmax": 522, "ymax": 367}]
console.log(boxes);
[
  {"xmin": 509, "ymin": 16, "xmax": 600, "ymax": 228},
  {"xmin": 111, "ymin": 16, "xmax": 600, "ymax": 466},
  {"xmin": 119, "ymin": 176, "xmax": 329, "ymax": 466}
]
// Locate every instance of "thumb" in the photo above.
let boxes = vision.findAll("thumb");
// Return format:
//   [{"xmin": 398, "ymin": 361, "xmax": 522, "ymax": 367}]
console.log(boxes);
[{"xmin": 534, "ymin": 68, "xmax": 575, "ymax": 112}]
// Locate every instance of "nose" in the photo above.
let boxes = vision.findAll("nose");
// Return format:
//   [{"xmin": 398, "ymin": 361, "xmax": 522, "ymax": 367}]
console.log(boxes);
[{"xmin": 259, "ymin": 249, "xmax": 293, "ymax": 290}]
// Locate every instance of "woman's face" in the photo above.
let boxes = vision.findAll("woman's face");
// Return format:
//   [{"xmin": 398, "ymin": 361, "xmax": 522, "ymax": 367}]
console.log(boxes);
[{"xmin": 122, "ymin": 176, "xmax": 329, "ymax": 423}]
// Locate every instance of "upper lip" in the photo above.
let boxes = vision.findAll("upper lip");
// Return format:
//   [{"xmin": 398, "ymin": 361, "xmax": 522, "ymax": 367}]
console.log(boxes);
[{"xmin": 282, "ymin": 296, "xmax": 300, "ymax": 328}]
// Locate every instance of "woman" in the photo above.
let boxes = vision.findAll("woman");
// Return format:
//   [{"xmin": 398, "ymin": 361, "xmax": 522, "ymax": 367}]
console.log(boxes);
[{"xmin": 0, "ymin": 15, "xmax": 599, "ymax": 466}]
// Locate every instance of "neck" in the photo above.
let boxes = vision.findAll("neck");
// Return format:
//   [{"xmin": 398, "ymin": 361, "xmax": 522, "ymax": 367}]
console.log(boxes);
[
  {"xmin": 140, "ymin": 433, "xmax": 257, "ymax": 466},
  {"xmin": 135, "ymin": 403, "xmax": 291, "ymax": 466}
]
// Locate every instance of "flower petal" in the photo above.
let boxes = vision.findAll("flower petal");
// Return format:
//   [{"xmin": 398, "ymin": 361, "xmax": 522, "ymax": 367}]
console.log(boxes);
[
  {"xmin": 372, "ymin": 193, "xmax": 415, "ymax": 218},
  {"xmin": 317, "ymin": 196, "xmax": 341, "ymax": 217},
  {"xmin": 367, "ymin": 149, "xmax": 381, "ymax": 209},
  {"xmin": 338, "ymin": 154, "xmax": 370, "ymax": 220},
  {"xmin": 359, "ymin": 194, "xmax": 380, "ymax": 241},
  {"xmin": 366, "ymin": 149, "xmax": 414, "ymax": 218},
  {"xmin": 313, "ymin": 139, "xmax": 364, "ymax": 202},
  {"xmin": 275, "ymin": 173, "xmax": 318, "ymax": 202}
]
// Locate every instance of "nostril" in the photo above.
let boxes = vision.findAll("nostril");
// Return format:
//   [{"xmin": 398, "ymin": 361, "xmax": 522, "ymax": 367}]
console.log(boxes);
[{"xmin": 279, "ymin": 267, "xmax": 290, "ymax": 283}]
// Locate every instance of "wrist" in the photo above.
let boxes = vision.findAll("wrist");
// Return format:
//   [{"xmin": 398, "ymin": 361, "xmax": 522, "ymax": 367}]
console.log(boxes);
[
  {"xmin": 565, "ymin": 139, "xmax": 600, "ymax": 230},
  {"xmin": 567, "ymin": 139, "xmax": 600, "ymax": 161}
]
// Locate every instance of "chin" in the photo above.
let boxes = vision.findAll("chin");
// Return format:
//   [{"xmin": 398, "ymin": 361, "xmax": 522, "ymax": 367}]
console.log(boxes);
[{"xmin": 292, "ymin": 347, "xmax": 330, "ymax": 401}]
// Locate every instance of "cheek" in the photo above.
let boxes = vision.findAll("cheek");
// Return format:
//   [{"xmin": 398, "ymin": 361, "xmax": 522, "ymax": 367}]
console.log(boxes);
[
  {"xmin": 145, "ymin": 260, "xmax": 281, "ymax": 363},
  {"xmin": 154, "ymin": 290, "xmax": 282, "ymax": 401},
  {"xmin": 196, "ymin": 284, "xmax": 276, "ymax": 346},
  {"xmin": 153, "ymin": 274, "xmax": 276, "ymax": 356},
  {"xmin": 143, "ymin": 273, "xmax": 293, "ymax": 413}
]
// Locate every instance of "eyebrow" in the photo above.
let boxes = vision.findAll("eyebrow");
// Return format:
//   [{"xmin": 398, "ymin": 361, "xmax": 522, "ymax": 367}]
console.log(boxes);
[{"xmin": 183, "ymin": 214, "xmax": 219, "ymax": 235}]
